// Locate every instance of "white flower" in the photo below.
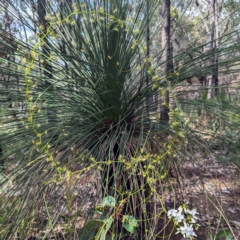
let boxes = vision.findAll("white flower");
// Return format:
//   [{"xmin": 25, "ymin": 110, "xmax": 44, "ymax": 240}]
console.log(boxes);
[
  {"xmin": 178, "ymin": 206, "xmax": 183, "ymax": 213},
  {"xmin": 167, "ymin": 208, "xmax": 185, "ymax": 223},
  {"xmin": 167, "ymin": 209, "xmax": 178, "ymax": 218},
  {"xmin": 176, "ymin": 222, "xmax": 197, "ymax": 239},
  {"xmin": 186, "ymin": 208, "xmax": 199, "ymax": 218},
  {"xmin": 190, "ymin": 218, "xmax": 197, "ymax": 223},
  {"xmin": 187, "ymin": 208, "xmax": 199, "ymax": 223}
]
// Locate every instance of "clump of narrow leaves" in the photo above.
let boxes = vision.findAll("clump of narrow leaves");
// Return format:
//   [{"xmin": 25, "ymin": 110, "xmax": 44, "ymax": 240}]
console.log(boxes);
[{"xmin": 0, "ymin": 0, "xmax": 240, "ymax": 239}]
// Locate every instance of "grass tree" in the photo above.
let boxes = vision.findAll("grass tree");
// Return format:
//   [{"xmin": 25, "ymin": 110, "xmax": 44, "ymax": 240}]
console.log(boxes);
[{"xmin": 0, "ymin": 0, "xmax": 240, "ymax": 239}]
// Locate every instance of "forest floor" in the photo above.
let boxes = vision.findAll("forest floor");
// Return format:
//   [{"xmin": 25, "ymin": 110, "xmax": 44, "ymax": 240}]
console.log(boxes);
[
  {"xmin": 1, "ymin": 153, "xmax": 240, "ymax": 240},
  {"xmin": 165, "ymin": 154, "xmax": 240, "ymax": 240},
  {"xmin": 48, "ymin": 153, "xmax": 240, "ymax": 240}
]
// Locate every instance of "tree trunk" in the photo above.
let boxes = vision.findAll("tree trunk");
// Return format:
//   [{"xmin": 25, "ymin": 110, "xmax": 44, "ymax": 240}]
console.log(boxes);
[
  {"xmin": 208, "ymin": 0, "xmax": 218, "ymax": 99},
  {"xmin": 160, "ymin": 0, "xmax": 173, "ymax": 124},
  {"xmin": 213, "ymin": 0, "xmax": 219, "ymax": 96}
]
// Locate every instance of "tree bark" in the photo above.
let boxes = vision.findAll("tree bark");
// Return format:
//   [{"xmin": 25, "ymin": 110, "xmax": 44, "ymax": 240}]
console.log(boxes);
[
  {"xmin": 160, "ymin": 0, "xmax": 173, "ymax": 124},
  {"xmin": 146, "ymin": 0, "xmax": 152, "ymax": 116},
  {"xmin": 208, "ymin": 0, "xmax": 218, "ymax": 99}
]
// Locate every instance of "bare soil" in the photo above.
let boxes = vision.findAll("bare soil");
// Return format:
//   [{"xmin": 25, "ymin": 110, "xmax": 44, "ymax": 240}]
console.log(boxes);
[{"xmin": 161, "ymin": 155, "xmax": 240, "ymax": 240}]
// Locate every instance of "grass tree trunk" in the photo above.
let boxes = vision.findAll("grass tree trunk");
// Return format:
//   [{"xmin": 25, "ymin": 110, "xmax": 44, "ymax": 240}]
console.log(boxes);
[{"xmin": 160, "ymin": 0, "xmax": 173, "ymax": 124}]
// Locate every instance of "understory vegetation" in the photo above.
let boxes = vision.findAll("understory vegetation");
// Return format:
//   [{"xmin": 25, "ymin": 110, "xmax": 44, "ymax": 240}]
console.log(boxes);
[{"xmin": 0, "ymin": 0, "xmax": 240, "ymax": 239}]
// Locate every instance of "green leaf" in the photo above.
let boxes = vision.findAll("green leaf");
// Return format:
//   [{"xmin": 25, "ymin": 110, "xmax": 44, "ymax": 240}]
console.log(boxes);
[
  {"xmin": 96, "ymin": 206, "xmax": 105, "ymax": 214},
  {"xmin": 216, "ymin": 230, "xmax": 233, "ymax": 239},
  {"xmin": 100, "ymin": 216, "xmax": 113, "ymax": 240},
  {"xmin": 102, "ymin": 196, "xmax": 116, "ymax": 207},
  {"xmin": 100, "ymin": 215, "xmax": 108, "ymax": 221},
  {"xmin": 123, "ymin": 215, "xmax": 138, "ymax": 234},
  {"xmin": 79, "ymin": 220, "xmax": 103, "ymax": 240},
  {"xmin": 84, "ymin": 220, "xmax": 103, "ymax": 230}
]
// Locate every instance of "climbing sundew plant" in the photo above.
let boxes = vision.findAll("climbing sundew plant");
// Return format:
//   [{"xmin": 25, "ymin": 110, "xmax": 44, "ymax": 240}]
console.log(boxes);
[{"xmin": 0, "ymin": 0, "xmax": 240, "ymax": 239}]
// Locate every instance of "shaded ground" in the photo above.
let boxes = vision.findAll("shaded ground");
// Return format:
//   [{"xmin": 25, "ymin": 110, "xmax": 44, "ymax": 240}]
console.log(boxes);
[
  {"xmin": 162, "ymin": 155, "xmax": 240, "ymax": 240},
  {"xmin": 1, "ymin": 154, "xmax": 240, "ymax": 239},
  {"xmin": 47, "ymin": 155, "xmax": 240, "ymax": 239}
]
